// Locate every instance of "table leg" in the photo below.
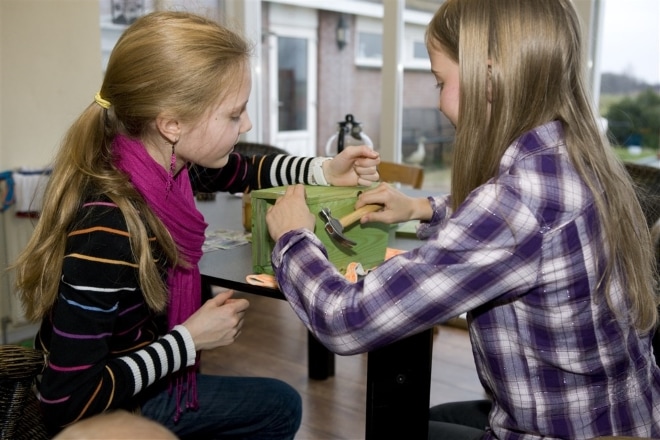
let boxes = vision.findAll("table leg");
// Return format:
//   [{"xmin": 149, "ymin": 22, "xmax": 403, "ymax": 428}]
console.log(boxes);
[
  {"xmin": 201, "ymin": 279, "xmax": 214, "ymax": 302},
  {"xmin": 365, "ymin": 329, "xmax": 433, "ymax": 440},
  {"xmin": 307, "ymin": 331, "xmax": 335, "ymax": 380}
]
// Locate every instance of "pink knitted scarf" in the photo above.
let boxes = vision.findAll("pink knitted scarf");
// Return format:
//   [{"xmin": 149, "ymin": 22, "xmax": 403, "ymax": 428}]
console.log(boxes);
[{"xmin": 114, "ymin": 134, "xmax": 207, "ymax": 422}]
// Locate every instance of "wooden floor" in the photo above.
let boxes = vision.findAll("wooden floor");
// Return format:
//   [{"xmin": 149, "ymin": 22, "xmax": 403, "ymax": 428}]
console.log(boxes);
[{"xmin": 201, "ymin": 291, "xmax": 485, "ymax": 440}]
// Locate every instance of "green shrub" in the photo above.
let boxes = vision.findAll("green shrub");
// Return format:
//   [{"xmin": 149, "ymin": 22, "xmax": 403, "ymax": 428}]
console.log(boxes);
[{"xmin": 605, "ymin": 89, "xmax": 660, "ymax": 151}]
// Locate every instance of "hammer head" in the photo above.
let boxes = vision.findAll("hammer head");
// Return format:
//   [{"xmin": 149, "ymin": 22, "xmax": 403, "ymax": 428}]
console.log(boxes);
[{"xmin": 319, "ymin": 207, "xmax": 356, "ymax": 248}]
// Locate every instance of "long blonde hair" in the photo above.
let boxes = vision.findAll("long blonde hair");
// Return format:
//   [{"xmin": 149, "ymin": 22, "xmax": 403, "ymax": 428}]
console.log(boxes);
[
  {"xmin": 427, "ymin": 0, "xmax": 658, "ymax": 332},
  {"xmin": 13, "ymin": 11, "xmax": 252, "ymax": 321}
]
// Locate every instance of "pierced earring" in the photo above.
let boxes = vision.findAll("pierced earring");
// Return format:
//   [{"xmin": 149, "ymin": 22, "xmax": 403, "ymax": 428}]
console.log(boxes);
[{"xmin": 166, "ymin": 139, "xmax": 178, "ymax": 192}]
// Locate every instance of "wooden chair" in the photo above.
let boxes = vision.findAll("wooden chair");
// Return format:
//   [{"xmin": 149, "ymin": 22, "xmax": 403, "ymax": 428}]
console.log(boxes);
[
  {"xmin": 378, "ymin": 161, "xmax": 425, "ymax": 189},
  {"xmin": 0, "ymin": 344, "xmax": 48, "ymax": 439}
]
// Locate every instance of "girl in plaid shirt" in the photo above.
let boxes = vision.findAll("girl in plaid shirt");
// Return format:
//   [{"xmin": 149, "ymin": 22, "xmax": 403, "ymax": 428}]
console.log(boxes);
[{"xmin": 266, "ymin": 0, "xmax": 660, "ymax": 438}]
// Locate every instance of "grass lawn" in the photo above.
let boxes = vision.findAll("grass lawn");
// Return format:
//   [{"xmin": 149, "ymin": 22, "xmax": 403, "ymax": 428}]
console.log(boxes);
[{"xmin": 613, "ymin": 146, "xmax": 658, "ymax": 163}]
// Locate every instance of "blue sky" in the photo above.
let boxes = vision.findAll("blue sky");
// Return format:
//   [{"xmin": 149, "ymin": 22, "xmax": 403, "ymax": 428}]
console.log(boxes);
[{"xmin": 600, "ymin": 0, "xmax": 660, "ymax": 85}]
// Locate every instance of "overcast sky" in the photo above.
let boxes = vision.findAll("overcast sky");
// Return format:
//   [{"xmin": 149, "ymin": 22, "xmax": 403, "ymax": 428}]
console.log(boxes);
[{"xmin": 599, "ymin": 0, "xmax": 660, "ymax": 85}]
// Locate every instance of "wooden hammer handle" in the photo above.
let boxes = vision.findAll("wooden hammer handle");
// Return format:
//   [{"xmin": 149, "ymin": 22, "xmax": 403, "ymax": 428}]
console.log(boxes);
[{"xmin": 339, "ymin": 204, "xmax": 382, "ymax": 228}]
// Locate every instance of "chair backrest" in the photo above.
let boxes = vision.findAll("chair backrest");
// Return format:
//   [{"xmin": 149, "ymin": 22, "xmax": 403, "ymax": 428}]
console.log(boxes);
[
  {"xmin": 378, "ymin": 161, "xmax": 425, "ymax": 189},
  {"xmin": 624, "ymin": 162, "xmax": 660, "ymax": 227},
  {"xmin": 623, "ymin": 162, "xmax": 660, "ymax": 368},
  {"xmin": 234, "ymin": 142, "xmax": 288, "ymax": 157}
]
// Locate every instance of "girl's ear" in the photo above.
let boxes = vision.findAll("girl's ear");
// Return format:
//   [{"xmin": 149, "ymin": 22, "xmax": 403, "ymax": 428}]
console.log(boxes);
[{"xmin": 155, "ymin": 114, "xmax": 181, "ymax": 145}]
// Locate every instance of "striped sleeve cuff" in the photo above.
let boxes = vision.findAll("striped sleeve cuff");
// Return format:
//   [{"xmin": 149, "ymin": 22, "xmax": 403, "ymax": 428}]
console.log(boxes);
[
  {"xmin": 309, "ymin": 157, "xmax": 332, "ymax": 186},
  {"xmin": 117, "ymin": 325, "xmax": 198, "ymax": 396},
  {"xmin": 266, "ymin": 155, "xmax": 315, "ymax": 187},
  {"xmin": 172, "ymin": 325, "xmax": 197, "ymax": 367}
]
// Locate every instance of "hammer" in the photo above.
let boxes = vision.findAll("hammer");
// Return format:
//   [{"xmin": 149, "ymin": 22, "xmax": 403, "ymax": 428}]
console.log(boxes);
[{"xmin": 320, "ymin": 204, "xmax": 382, "ymax": 248}]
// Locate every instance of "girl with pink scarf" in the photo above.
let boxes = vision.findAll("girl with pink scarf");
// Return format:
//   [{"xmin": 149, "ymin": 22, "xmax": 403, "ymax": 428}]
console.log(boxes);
[{"xmin": 13, "ymin": 11, "xmax": 379, "ymax": 439}]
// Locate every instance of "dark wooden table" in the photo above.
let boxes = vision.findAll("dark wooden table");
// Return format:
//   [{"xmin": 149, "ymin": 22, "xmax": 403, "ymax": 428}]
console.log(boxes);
[{"xmin": 197, "ymin": 192, "xmax": 433, "ymax": 439}]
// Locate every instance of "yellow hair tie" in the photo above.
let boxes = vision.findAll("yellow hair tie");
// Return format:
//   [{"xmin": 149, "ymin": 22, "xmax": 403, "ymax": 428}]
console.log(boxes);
[{"xmin": 94, "ymin": 91, "xmax": 111, "ymax": 109}]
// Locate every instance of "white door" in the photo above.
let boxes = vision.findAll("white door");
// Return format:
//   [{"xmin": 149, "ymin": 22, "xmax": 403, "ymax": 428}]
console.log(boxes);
[{"xmin": 268, "ymin": 7, "xmax": 317, "ymax": 157}]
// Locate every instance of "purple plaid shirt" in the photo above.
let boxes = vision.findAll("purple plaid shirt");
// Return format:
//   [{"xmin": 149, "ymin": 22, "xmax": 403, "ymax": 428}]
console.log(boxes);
[{"xmin": 272, "ymin": 121, "xmax": 660, "ymax": 439}]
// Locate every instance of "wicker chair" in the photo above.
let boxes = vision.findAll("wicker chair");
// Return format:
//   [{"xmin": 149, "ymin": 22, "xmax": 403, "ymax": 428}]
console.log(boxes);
[
  {"xmin": 0, "ymin": 344, "xmax": 48, "ymax": 439},
  {"xmin": 624, "ymin": 162, "xmax": 660, "ymax": 366},
  {"xmin": 624, "ymin": 162, "xmax": 660, "ymax": 228}
]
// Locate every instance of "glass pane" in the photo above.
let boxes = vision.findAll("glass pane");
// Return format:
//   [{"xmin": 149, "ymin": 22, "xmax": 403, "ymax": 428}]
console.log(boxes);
[
  {"xmin": 403, "ymin": 0, "xmax": 453, "ymax": 193},
  {"xmin": 357, "ymin": 32, "xmax": 383, "ymax": 60},
  {"xmin": 278, "ymin": 37, "xmax": 308, "ymax": 132},
  {"xmin": 599, "ymin": 0, "xmax": 660, "ymax": 163},
  {"xmin": 100, "ymin": 0, "xmax": 220, "ymax": 71},
  {"xmin": 318, "ymin": 15, "xmax": 383, "ymax": 161},
  {"xmin": 413, "ymin": 41, "xmax": 427, "ymax": 60}
]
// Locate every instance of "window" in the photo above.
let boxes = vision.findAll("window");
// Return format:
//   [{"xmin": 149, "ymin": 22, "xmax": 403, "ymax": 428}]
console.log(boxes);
[
  {"xmin": 598, "ymin": 0, "xmax": 660, "ymax": 159},
  {"xmin": 356, "ymin": 32, "xmax": 383, "ymax": 65},
  {"xmin": 355, "ymin": 17, "xmax": 383, "ymax": 67},
  {"xmin": 354, "ymin": 16, "xmax": 430, "ymax": 70},
  {"xmin": 99, "ymin": 0, "xmax": 219, "ymax": 71},
  {"xmin": 404, "ymin": 25, "xmax": 431, "ymax": 70}
]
